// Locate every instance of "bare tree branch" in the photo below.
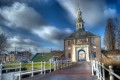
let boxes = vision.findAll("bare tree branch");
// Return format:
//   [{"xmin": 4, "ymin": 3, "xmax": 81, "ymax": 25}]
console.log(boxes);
[
  {"xmin": 0, "ymin": 33, "xmax": 8, "ymax": 53},
  {"xmin": 104, "ymin": 18, "xmax": 120, "ymax": 50}
]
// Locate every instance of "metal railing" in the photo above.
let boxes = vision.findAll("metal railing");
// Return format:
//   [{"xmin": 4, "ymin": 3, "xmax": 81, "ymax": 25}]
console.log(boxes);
[
  {"xmin": 91, "ymin": 60, "xmax": 120, "ymax": 80},
  {"xmin": 0, "ymin": 60, "xmax": 72, "ymax": 80}
]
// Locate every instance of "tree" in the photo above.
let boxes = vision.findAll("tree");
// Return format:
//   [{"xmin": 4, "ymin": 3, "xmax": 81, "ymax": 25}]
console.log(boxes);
[
  {"xmin": 104, "ymin": 18, "xmax": 120, "ymax": 50},
  {"xmin": 104, "ymin": 18, "xmax": 115, "ymax": 50},
  {"xmin": 0, "ymin": 33, "xmax": 8, "ymax": 53},
  {"xmin": 114, "ymin": 18, "xmax": 120, "ymax": 49}
]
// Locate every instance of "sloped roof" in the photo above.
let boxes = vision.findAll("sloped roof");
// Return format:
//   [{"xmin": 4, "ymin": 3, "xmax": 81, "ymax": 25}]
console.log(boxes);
[
  {"xmin": 53, "ymin": 53, "xmax": 64, "ymax": 57},
  {"xmin": 107, "ymin": 50, "xmax": 120, "ymax": 55},
  {"xmin": 67, "ymin": 28, "xmax": 98, "ymax": 38}
]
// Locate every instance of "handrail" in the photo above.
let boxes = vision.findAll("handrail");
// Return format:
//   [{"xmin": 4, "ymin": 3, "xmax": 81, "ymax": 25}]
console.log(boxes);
[
  {"xmin": 111, "ymin": 71, "xmax": 120, "ymax": 79},
  {"xmin": 0, "ymin": 60, "xmax": 72, "ymax": 80},
  {"xmin": 103, "ymin": 66, "xmax": 120, "ymax": 79},
  {"xmin": 91, "ymin": 60, "xmax": 120, "ymax": 80}
]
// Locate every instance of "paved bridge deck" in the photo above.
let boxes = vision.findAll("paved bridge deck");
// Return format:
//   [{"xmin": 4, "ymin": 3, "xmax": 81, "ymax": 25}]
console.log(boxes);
[{"xmin": 22, "ymin": 62, "xmax": 97, "ymax": 80}]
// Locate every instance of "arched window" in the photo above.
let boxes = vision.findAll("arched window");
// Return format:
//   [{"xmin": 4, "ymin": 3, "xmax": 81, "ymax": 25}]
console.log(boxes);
[{"xmin": 68, "ymin": 53, "xmax": 71, "ymax": 58}]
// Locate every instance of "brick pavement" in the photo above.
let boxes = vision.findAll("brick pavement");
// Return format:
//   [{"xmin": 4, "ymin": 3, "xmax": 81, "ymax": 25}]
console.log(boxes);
[{"xmin": 22, "ymin": 62, "xmax": 97, "ymax": 80}]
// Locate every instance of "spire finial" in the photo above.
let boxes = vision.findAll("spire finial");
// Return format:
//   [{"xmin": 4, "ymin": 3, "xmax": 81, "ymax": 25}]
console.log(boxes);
[
  {"xmin": 78, "ymin": 0, "xmax": 80, "ymax": 9},
  {"xmin": 76, "ymin": 7, "xmax": 85, "ymax": 31}
]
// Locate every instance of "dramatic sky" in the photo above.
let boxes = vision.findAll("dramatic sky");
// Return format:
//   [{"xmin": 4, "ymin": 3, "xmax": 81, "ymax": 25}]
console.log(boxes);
[{"xmin": 0, "ymin": 0, "xmax": 120, "ymax": 53}]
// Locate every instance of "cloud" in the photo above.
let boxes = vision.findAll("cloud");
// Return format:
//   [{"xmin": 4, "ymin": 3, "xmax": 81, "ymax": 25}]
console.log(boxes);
[
  {"xmin": 0, "ymin": 2, "xmax": 46, "ymax": 29},
  {"xmin": 9, "ymin": 36, "xmax": 37, "ymax": 46},
  {"xmin": 57, "ymin": 0, "xmax": 106, "ymax": 26},
  {"xmin": 0, "ymin": 2, "xmax": 73, "ymax": 46},
  {"xmin": 104, "ymin": 8, "xmax": 117, "ymax": 18},
  {"xmin": 57, "ymin": 0, "xmax": 77, "ymax": 21},
  {"xmin": 0, "ymin": 27, "xmax": 4, "ymax": 34},
  {"xmin": 33, "ymin": 26, "xmax": 72, "ymax": 45},
  {"xmin": 8, "ymin": 36, "xmax": 40, "ymax": 53}
]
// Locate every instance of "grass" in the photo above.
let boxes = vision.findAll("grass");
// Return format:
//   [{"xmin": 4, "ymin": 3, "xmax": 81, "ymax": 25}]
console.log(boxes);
[
  {"xmin": 3, "ymin": 61, "xmax": 54, "ymax": 69},
  {"xmin": 3, "ymin": 61, "xmax": 20, "ymax": 68},
  {"xmin": 31, "ymin": 53, "xmax": 53, "ymax": 62},
  {"xmin": 22, "ymin": 62, "xmax": 54, "ymax": 69},
  {"xmin": 3, "ymin": 52, "xmax": 62, "ymax": 69},
  {"xmin": 3, "ymin": 61, "xmax": 68, "ymax": 71},
  {"xmin": 31, "ymin": 53, "xmax": 62, "ymax": 62}
]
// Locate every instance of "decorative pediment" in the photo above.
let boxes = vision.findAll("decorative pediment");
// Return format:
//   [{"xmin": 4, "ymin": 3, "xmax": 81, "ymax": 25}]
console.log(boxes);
[{"xmin": 76, "ymin": 39, "xmax": 87, "ymax": 44}]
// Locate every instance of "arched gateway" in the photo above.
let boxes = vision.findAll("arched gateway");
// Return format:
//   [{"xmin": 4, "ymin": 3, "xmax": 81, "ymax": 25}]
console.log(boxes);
[
  {"xmin": 64, "ymin": 8, "xmax": 101, "ymax": 62},
  {"xmin": 78, "ymin": 50, "xmax": 86, "ymax": 61}
]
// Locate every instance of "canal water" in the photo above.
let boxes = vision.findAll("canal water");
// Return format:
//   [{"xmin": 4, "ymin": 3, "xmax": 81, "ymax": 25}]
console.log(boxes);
[{"xmin": 2, "ymin": 72, "xmax": 18, "ymax": 80}]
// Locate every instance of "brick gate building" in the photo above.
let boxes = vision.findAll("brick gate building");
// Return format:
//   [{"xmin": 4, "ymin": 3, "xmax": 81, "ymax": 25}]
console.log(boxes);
[{"xmin": 64, "ymin": 8, "xmax": 101, "ymax": 62}]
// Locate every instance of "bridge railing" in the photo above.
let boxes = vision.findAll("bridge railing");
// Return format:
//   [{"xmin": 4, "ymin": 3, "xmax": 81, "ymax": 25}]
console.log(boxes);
[
  {"xmin": 91, "ymin": 60, "xmax": 120, "ymax": 80},
  {"xmin": 0, "ymin": 60, "xmax": 72, "ymax": 80}
]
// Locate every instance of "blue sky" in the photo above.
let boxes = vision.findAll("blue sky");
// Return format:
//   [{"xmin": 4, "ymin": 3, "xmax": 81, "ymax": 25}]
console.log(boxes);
[{"xmin": 0, "ymin": 0, "xmax": 120, "ymax": 53}]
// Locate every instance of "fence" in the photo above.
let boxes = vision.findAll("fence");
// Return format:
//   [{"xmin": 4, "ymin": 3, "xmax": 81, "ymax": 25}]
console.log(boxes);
[
  {"xmin": 91, "ymin": 60, "xmax": 120, "ymax": 80},
  {"xmin": 0, "ymin": 60, "xmax": 72, "ymax": 80}
]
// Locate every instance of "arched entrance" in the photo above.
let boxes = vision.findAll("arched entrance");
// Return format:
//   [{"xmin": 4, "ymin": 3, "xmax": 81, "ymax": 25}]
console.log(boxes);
[{"xmin": 78, "ymin": 50, "xmax": 86, "ymax": 61}]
